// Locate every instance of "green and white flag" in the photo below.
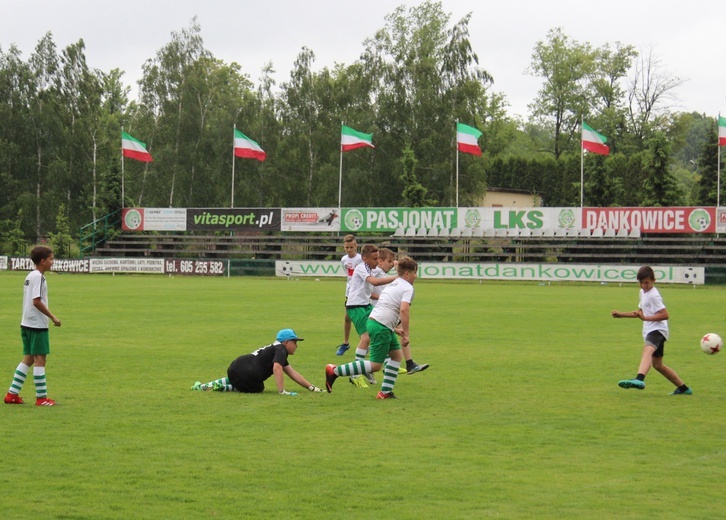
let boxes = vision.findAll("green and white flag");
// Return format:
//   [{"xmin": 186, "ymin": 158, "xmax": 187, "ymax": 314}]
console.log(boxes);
[
  {"xmin": 456, "ymin": 122, "xmax": 482, "ymax": 156},
  {"xmin": 341, "ymin": 125, "xmax": 374, "ymax": 151},
  {"xmin": 121, "ymin": 132, "xmax": 153, "ymax": 162}
]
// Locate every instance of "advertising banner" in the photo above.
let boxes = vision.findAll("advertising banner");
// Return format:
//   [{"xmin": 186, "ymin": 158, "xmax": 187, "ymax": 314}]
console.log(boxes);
[
  {"xmin": 341, "ymin": 207, "xmax": 457, "ymax": 232},
  {"xmin": 282, "ymin": 208, "xmax": 341, "ymax": 232},
  {"xmin": 0, "ymin": 256, "xmax": 6, "ymax": 270},
  {"xmin": 186, "ymin": 208, "xmax": 280, "ymax": 231},
  {"xmin": 164, "ymin": 259, "xmax": 226, "ymax": 276},
  {"xmin": 89, "ymin": 258, "xmax": 165, "ymax": 273},
  {"xmin": 122, "ymin": 208, "xmax": 187, "ymax": 231},
  {"xmin": 274, "ymin": 261, "xmax": 704, "ymax": 284},
  {"xmin": 458, "ymin": 207, "xmax": 580, "ymax": 231},
  {"xmin": 716, "ymin": 207, "xmax": 726, "ymax": 234},
  {"xmin": 582, "ymin": 207, "xmax": 715, "ymax": 233}
]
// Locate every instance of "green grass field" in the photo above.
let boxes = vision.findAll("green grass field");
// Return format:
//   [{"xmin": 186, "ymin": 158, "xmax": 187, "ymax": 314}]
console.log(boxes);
[{"xmin": 0, "ymin": 272, "xmax": 724, "ymax": 519}]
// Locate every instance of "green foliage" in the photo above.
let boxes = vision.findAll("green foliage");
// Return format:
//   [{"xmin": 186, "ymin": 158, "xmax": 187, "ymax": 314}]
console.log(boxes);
[
  {"xmin": 0, "ymin": 8, "xmax": 718, "ymax": 241},
  {"xmin": 1, "ymin": 274, "xmax": 725, "ymax": 518},
  {"xmin": 641, "ymin": 131, "xmax": 683, "ymax": 206},
  {"xmin": 0, "ymin": 210, "xmax": 27, "ymax": 255},
  {"xmin": 400, "ymin": 143, "xmax": 437, "ymax": 207},
  {"xmin": 693, "ymin": 120, "xmax": 720, "ymax": 205},
  {"xmin": 48, "ymin": 203, "xmax": 73, "ymax": 257}
]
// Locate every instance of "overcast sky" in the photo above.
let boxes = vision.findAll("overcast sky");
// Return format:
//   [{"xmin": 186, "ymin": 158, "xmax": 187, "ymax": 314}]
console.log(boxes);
[{"xmin": 1, "ymin": 0, "xmax": 723, "ymax": 121}]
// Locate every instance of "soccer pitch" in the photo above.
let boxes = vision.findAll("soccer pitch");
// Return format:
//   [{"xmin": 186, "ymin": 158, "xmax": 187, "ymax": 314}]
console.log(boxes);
[{"xmin": 0, "ymin": 272, "xmax": 723, "ymax": 519}]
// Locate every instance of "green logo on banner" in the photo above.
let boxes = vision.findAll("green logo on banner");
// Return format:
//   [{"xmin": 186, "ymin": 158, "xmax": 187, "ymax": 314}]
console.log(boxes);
[
  {"xmin": 689, "ymin": 209, "xmax": 710, "ymax": 231},
  {"xmin": 465, "ymin": 209, "xmax": 481, "ymax": 229},
  {"xmin": 558, "ymin": 209, "xmax": 576, "ymax": 229},
  {"xmin": 124, "ymin": 209, "xmax": 142, "ymax": 230},
  {"xmin": 344, "ymin": 209, "xmax": 364, "ymax": 231}
]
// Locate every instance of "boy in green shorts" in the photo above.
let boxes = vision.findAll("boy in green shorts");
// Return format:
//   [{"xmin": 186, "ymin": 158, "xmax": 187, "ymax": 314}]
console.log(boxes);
[
  {"xmin": 326, "ymin": 256, "xmax": 418, "ymax": 399},
  {"xmin": 4, "ymin": 246, "xmax": 62, "ymax": 406},
  {"xmin": 341, "ymin": 244, "xmax": 397, "ymax": 387}
]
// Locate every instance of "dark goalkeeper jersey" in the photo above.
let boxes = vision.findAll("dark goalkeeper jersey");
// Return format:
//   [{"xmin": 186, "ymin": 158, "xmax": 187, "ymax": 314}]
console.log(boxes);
[{"xmin": 227, "ymin": 342, "xmax": 290, "ymax": 382}]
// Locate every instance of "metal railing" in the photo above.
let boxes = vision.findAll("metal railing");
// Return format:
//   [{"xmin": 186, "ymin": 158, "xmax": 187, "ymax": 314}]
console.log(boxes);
[{"xmin": 78, "ymin": 210, "xmax": 121, "ymax": 257}]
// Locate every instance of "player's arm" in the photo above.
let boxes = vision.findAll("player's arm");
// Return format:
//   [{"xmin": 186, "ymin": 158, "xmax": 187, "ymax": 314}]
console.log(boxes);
[
  {"xmin": 272, "ymin": 362, "xmax": 287, "ymax": 393},
  {"xmin": 366, "ymin": 274, "xmax": 397, "ymax": 286},
  {"xmin": 640, "ymin": 307, "xmax": 668, "ymax": 322},
  {"xmin": 398, "ymin": 301, "xmax": 411, "ymax": 346},
  {"xmin": 611, "ymin": 309, "xmax": 639, "ymax": 318},
  {"xmin": 283, "ymin": 365, "xmax": 323, "ymax": 392},
  {"xmin": 33, "ymin": 297, "xmax": 60, "ymax": 326}
]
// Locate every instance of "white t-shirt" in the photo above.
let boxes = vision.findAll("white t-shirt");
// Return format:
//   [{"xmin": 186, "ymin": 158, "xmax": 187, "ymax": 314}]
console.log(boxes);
[
  {"xmin": 369, "ymin": 277, "xmax": 414, "ymax": 330},
  {"xmin": 639, "ymin": 286, "xmax": 668, "ymax": 340},
  {"xmin": 370, "ymin": 266, "xmax": 388, "ymax": 306},
  {"xmin": 21, "ymin": 269, "xmax": 49, "ymax": 329},
  {"xmin": 346, "ymin": 262, "xmax": 374, "ymax": 306},
  {"xmin": 341, "ymin": 253, "xmax": 362, "ymax": 297}
]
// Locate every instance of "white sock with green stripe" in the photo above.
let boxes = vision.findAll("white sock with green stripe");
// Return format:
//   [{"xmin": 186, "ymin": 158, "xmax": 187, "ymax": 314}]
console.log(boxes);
[
  {"xmin": 8, "ymin": 362, "xmax": 29, "ymax": 395},
  {"xmin": 34, "ymin": 367, "xmax": 47, "ymax": 398},
  {"xmin": 335, "ymin": 360, "xmax": 372, "ymax": 377},
  {"xmin": 380, "ymin": 359, "xmax": 401, "ymax": 394},
  {"xmin": 203, "ymin": 377, "xmax": 234, "ymax": 392},
  {"xmin": 355, "ymin": 348, "xmax": 368, "ymax": 361}
]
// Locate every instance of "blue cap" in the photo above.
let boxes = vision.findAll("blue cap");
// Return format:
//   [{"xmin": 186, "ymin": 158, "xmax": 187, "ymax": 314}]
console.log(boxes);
[{"xmin": 276, "ymin": 329, "xmax": 304, "ymax": 342}]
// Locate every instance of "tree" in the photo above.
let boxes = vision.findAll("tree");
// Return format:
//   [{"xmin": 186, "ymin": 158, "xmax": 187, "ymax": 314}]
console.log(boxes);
[
  {"xmin": 527, "ymin": 28, "xmax": 596, "ymax": 159},
  {"xmin": 138, "ymin": 17, "xmax": 210, "ymax": 207},
  {"xmin": 626, "ymin": 47, "xmax": 684, "ymax": 147},
  {"xmin": 692, "ymin": 120, "xmax": 720, "ymax": 206},
  {"xmin": 360, "ymin": 1, "xmax": 497, "ymax": 206},
  {"xmin": 641, "ymin": 131, "xmax": 682, "ymax": 206},
  {"xmin": 49, "ymin": 203, "xmax": 73, "ymax": 257},
  {"xmin": 400, "ymin": 144, "xmax": 436, "ymax": 207}
]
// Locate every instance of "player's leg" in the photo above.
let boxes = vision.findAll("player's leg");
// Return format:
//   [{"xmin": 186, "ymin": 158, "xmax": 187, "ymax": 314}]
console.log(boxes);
[
  {"xmin": 5, "ymin": 333, "xmax": 37, "ymax": 404},
  {"xmin": 354, "ymin": 333, "xmax": 377, "ymax": 385},
  {"xmin": 368, "ymin": 322, "xmax": 401, "ymax": 398},
  {"xmin": 191, "ymin": 377, "xmax": 232, "ymax": 391},
  {"xmin": 344, "ymin": 312, "xmax": 352, "ymax": 344},
  {"xmin": 619, "ymin": 341, "xmax": 657, "ymax": 390},
  {"xmin": 378, "ymin": 345, "xmax": 402, "ymax": 398},
  {"xmin": 29, "ymin": 331, "xmax": 55, "ymax": 406},
  {"xmin": 336, "ymin": 311, "xmax": 352, "ymax": 355},
  {"xmin": 401, "ymin": 343, "xmax": 429, "ymax": 375},
  {"xmin": 348, "ymin": 308, "xmax": 373, "ymax": 385},
  {"xmin": 5, "ymin": 347, "xmax": 34, "ymax": 404},
  {"xmin": 652, "ymin": 356, "xmax": 691, "ymax": 394}
]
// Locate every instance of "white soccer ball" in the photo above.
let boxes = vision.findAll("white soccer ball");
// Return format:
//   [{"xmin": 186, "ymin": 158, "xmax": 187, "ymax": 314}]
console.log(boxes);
[{"xmin": 700, "ymin": 333, "xmax": 722, "ymax": 355}]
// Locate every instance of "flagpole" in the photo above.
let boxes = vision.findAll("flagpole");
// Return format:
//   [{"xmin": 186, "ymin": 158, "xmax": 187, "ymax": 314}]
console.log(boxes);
[
  {"xmin": 338, "ymin": 121, "xmax": 344, "ymax": 209},
  {"xmin": 455, "ymin": 120, "xmax": 460, "ymax": 208},
  {"xmin": 718, "ymin": 139, "xmax": 721, "ymax": 209},
  {"xmin": 121, "ymin": 126, "xmax": 125, "ymax": 208},
  {"xmin": 718, "ymin": 114, "xmax": 722, "ymax": 209},
  {"xmin": 580, "ymin": 117, "xmax": 585, "ymax": 209},
  {"xmin": 231, "ymin": 124, "xmax": 236, "ymax": 208}
]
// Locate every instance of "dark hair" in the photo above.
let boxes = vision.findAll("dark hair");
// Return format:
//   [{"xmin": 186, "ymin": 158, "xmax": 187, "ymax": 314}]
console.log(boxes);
[
  {"xmin": 30, "ymin": 245, "xmax": 53, "ymax": 265},
  {"xmin": 397, "ymin": 255, "xmax": 418, "ymax": 275},
  {"xmin": 637, "ymin": 266, "xmax": 655, "ymax": 282},
  {"xmin": 360, "ymin": 244, "xmax": 379, "ymax": 258}
]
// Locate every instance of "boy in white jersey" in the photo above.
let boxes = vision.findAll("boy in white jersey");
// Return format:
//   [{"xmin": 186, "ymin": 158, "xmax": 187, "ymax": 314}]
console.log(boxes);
[
  {"xmin": 343, "ymin": 244, "xmax": 397, "ymax": 386},
  {"xmin": 4, "ymin": 246, "xmax": 62, "ymax": 406},
  {"xmin": 372, "ymin": 248, "xmax": 428, "ymax": 376},
  {"xmin": 326, "ymin": 256, "xmax": 418, "ymax": 399},
  {"xmin": 335, "ymin": 234, "xmax": 362, "ymax": 356},
  {"xmin": 612, "ymin": 266, "xmax": 691, "ymax": 395}
]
